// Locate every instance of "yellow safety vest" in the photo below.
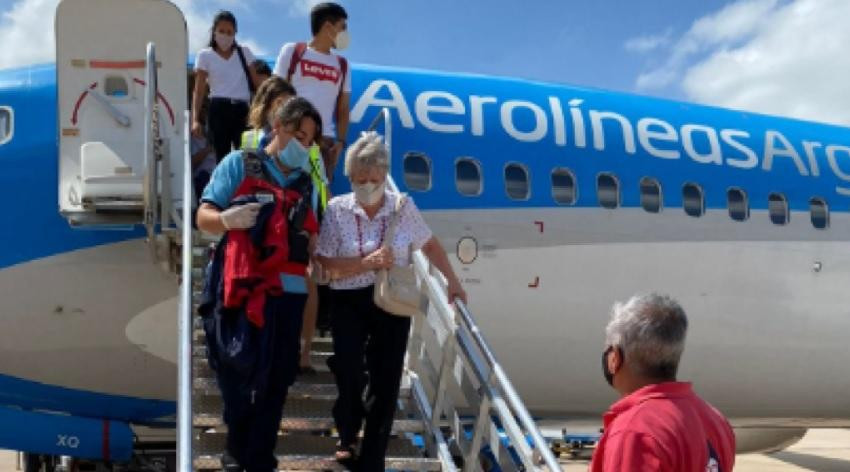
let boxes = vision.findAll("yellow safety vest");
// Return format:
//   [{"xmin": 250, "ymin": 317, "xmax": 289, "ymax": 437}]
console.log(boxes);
[{"xmin": 242, "ymin": 128, "xmax": 328, "ymax": 213}]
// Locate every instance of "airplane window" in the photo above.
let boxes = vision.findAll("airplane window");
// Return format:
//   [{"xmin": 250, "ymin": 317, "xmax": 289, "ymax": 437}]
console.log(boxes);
[
  {"xmin": 455, "ymin": 158, "xmax": 482, "ymax": 196},
  {"xmin": 640, "ymin": 177, "xmax": 662, "ymax": 213},
  {"xmin": 504, "ymin": 163, "xmax": 530, "ymax": 200},
  {"xmin": 727, "ymin": 188, "xmax": 749, "ymax": 222},
  {"xmin": 551, "ymin": 168, "xmax": 576, "ymax": 205},
  {"xmin": 768, "ymin": 193, "xmax": 789, "ymax": 225},
  {"xmin": 810, "ymin": 197, "xmax": 829, "ymax": 229},
  {"xmin": 683, "ymin": 183, "xmax": 704, "ymax": 217},
  {"xmin": 104, "ymin": 76, "xmax": 129, "ymax": 97},
  {"xmin": 597, "ymin": 173, "xmax": 619, "ymax": 209},
  {"xmin": 0, "ymin": 107, "xmax": 11, "ymax": 145},
  {"xmin": 403, "ymin": 152, "xmax": 431, "ymax": 192}
]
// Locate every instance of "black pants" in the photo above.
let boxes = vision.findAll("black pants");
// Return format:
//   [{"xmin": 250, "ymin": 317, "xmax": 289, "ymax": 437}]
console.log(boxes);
[
  {"xmin": 329, "ymin": 286, "xmax": 412, "ymax": 472},
  {"xmin": 208, "ymin": 98, "xmax": 249, "ymax": 161},
  {"xmin": 216, "ymin": 293, "xmax": 306, "ymax": 472}
]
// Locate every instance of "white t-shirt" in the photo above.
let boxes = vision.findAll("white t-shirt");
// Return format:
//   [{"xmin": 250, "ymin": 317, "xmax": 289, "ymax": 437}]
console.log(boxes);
[
  {"xmin": 272, "ymin": 43, "xmax": 352, "ymax": 137},
  {"xmin": 316, "ymin": 192, "xmax": 433, "ymax": 290},
  {"xmin": 195, "ymin": 46, "xmax": 255, "ymax": 102}
]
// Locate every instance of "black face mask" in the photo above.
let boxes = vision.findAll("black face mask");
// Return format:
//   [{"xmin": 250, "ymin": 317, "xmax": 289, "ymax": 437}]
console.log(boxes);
[{"xmin": 602, "ymin": 346, "xmax": 622, "ymax": 387}]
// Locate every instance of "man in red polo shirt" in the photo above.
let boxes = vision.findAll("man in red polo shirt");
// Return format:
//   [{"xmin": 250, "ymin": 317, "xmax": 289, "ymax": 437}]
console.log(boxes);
[{"xmin": 590, "ymin": 293, "xmax": 736, "ymax": 472}]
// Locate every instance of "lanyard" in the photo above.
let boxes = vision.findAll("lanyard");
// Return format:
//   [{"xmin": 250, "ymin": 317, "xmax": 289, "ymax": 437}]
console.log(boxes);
[{"xmin": 355, "ymin": 214, "xmax": 387, "ymax": 258}]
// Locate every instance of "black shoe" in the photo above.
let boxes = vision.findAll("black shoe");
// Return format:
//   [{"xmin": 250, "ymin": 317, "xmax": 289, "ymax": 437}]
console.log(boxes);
[{"xmin": 221, "ymin": 452, "xmax": 243, "ymax": 472}]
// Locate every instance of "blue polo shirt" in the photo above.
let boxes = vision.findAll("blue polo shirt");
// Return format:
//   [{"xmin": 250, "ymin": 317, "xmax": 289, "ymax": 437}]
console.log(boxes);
[{"xmin": 201, "ymin": 146, "xmax": 316, "ymax": 294}]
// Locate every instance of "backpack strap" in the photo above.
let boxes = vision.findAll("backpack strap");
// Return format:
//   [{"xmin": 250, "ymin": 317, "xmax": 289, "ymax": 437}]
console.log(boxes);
[
  {"xmin": 234, "ymin": 44, "xmax": 256, "ymax": 96},
  {"xmin": 287, "ymin": 42, "xmax": 309, "ymax": 82},
  {"xmin": 337, "ymin": 55, "xmax": 348, "ymax": 95}
]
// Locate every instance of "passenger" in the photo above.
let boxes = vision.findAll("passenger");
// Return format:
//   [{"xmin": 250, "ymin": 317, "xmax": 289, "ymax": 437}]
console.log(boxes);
[
  {"xmin": 189, "ymin": 104, "xmax": 216, "ymax": 201},
  {"xmin": 192, "ymin": 10, "xmax": 262, "ymax": 162},
  {"xmin": 590, "ymin": 294, "xmax": 735, "ymax": 472},
  {"xmin": 241, "ymin": 77, "xmax": 296, "ymax": 150},
  {"xmin": 196, "ymin": 97, "xmax": 323, "ymax": 472},
  {"xmin": 272, "ymin": 2, "xmax": 350, "ymax": 183},
  {"xmin": 316, "ymin": 132, "xmax": 467, "ymax": 471},
  {"xmin": 253, "ymin": 60, "xmax": 273, "ymax": 83}
]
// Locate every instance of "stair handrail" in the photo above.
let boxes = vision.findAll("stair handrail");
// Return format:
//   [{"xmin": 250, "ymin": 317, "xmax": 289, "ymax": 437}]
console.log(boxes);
[
  {"xmin": 176, "ymin": 109, "xmax": 194, "ymax": 472},
  {"xmin": 366, "ymin": 107, "xmax": 562, "ymax": 471},
  {"xmin": 142, "ymin": 42, "xmax": 160, "ymax": 257}
]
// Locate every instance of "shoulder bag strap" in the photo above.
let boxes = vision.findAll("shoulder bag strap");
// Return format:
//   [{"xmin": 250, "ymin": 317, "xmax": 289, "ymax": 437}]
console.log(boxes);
[
  {"xmin": 382, "ymin": 193, "xmax": 407, "ymax": 249},
  {"xmin": 287, "ymin": 42, "xmax": 309, "ymax": 82},
  {"xmin": 234, "ymin": 44, "xmax": 256, "ymax": 95}
]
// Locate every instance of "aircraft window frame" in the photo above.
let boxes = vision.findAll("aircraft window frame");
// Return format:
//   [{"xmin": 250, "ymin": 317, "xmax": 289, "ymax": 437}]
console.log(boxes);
[
  {"xmin": 551, "ymin": 167, "xmax": 577, "ymax": 205},
  {"xmin": 103, "ymin": 75, "xmax": 130, "ymax": 99},
  {"xmin": 504, "ymin": 162, "xmax": 531, "ymax": 201},
  {"xmin": 727, "ymin": 187, "xmax": 749, "ymax": 222},
  {"xmin": 768, "ymin": 193, "xmax": 789, "ymax": 225},
  {"xmin": 597, "ymin": 172, "xmax": 620, "ymax": 209},
  {"xmin": 0, "ymin": 106, "xmax": 13, "ymax": 146},
  {"xmin": 402, "ymin": 151, "xmax": 432, "ymax": 192},
  {"xmin": 809, "ymin": 197, "xmax": 829, "ymax": 230},
  {"xmin": 455, "ymin": 157, "xmax": 483, "ymax": 197},
  {"xmin": 682, "ymin": 182, "xmax": 704, "ymax": 217},
  {"xmin": 639, "ymin": 177, "xmax": 663, "ymax": 213}
]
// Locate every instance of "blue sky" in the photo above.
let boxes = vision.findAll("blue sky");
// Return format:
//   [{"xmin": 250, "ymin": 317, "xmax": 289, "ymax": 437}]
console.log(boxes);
[
  {"xmin": 229, "ymin": 0, "xmax": 724, "ymax": 99},
  {"xmin": 1, "ymin": 0, "xmax": 849, "ymax": 125}
]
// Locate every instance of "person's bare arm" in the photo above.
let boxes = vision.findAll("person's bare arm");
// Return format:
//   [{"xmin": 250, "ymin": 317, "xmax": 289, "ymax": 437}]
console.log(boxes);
[
  {"xmin": 196, "ymin": 202, "xmax": 227, "ymax": 234},
  {"xmin": 191, "ymin": 145, "xmax": 211, "ymax": 167},
  {"xmin": 317, "ymin": 246, "xmax": 392, "ymax": 279},
  {"xmin": 191, "ymin": 70, "xmax": 208, "ymax": 138}
]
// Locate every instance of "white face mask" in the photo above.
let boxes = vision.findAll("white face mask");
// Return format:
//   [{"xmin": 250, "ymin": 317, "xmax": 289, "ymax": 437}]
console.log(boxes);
[
  {"xmin": 334, "ymin": 29, "xmax": 350, "ymax": 51},
  {"xmin": 353, "ymin": 181, "xmax": 385, "ymax": 206},
  {"xmin": 214, "ymin": 32, "xmax": 234, "ymax": 50}
]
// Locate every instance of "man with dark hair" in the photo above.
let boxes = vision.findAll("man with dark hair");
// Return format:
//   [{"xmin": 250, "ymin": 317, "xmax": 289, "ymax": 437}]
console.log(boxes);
[
  {"xmin": 272, "ymin": 1, "xmax": 350, "ymax": 378},
  {"xmin": 273, "ymin": 2, "xmax": 350, "ymax": 181},
  {"xmin": 591, "ymin": 294, "xmax": 736, "ymax": 472}
]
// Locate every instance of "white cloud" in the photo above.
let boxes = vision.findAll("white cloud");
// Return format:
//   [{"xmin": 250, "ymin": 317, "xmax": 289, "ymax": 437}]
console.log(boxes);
[
  {"xmin": 633, "ymin": 0, "xmax": 850, "ymax": 126},
  {"xmin": 682, "ymin": 0, "xmax": 850, "ymax": 126},
  {"xmin": 0, "ymin": 0, "xmax": 266, "ymax": 69},
  {"xmin": 632, "ymin": 0, "xmax": 778, "ymax": 90},
  {"xmin": 624, "ymin": 29, "xmax": 672, "ymax": 54}
]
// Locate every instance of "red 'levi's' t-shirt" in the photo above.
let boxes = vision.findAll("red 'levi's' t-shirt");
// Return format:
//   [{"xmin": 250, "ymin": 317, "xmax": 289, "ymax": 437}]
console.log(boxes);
[{"xmin": 590, "ymin": 382, "xmax": 735, "ymax": 472}]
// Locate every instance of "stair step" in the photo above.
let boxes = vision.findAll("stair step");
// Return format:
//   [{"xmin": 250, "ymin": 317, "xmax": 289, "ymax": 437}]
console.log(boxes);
[
  {"xmin": 193, "ymin": 329, "xmax": 334, "ymax": 354},
  {"xmin": 192, "ymin": 396, "xmax": 423, "ymax": 432},
  {"xmin": 193, "ymin": 361, "xmax": 335, "ymax": 385},
  {"xmin": 194, "ymin": 432, "xmax": 428, "ymax": 459},
  {"xmin": 194, "ymin": 453, "xmax": 441, "ymax": 471}
]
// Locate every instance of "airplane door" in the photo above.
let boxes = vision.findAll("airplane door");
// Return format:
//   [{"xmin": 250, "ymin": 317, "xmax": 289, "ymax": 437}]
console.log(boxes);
[{"xmin": 56, "ymin": 0, "xmax": 187, "ymax": 227}]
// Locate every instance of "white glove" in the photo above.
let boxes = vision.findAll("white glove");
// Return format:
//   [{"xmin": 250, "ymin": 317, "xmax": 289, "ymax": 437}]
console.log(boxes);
[{"xmin": 220, "ymin": 202, "xmax": 262, "ymax": 230}]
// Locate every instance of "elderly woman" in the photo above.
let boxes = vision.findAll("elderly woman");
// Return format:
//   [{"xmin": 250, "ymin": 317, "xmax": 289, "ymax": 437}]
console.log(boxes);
[{"xmin": 316, "ymin": 132, "xmax": 466, "ymax": 470}]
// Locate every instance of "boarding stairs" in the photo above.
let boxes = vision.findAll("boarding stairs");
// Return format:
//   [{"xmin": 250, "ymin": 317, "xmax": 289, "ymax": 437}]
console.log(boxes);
[{"xmin": 130, "ymin": 52, "xmax": 562, "ymax": 471}]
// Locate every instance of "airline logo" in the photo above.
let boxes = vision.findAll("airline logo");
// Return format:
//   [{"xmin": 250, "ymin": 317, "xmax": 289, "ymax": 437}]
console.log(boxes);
[{"xmin": 300, "ymin": 59, "xmax": 340, "ymax": 84}]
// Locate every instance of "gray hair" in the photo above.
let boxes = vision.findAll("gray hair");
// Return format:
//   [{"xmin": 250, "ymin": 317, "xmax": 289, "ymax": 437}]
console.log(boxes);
[
  {"xmin": 605, "ymin": 293, "xmax": 688, "ymax": 380},
  {"xmin": 344, "ymin": 131, "xmax": 389, "ymax": 177}
]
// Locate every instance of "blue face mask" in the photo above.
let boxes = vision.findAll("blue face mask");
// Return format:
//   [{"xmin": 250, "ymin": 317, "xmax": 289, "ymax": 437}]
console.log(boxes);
[{"xmin": 277, "ymin": 138, "xmax": 310, "ymax": 171}]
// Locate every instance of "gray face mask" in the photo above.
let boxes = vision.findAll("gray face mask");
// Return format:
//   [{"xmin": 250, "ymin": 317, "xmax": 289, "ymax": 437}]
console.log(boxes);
[{"xmin": 352, "ymin": 181, "xmax": 385, "ymax": 206}]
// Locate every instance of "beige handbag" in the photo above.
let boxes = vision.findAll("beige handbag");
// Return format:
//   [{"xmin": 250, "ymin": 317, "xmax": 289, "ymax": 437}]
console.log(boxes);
[{"xmin": 373, "ymin": 194, "xmax": 421, "ymax": 317}]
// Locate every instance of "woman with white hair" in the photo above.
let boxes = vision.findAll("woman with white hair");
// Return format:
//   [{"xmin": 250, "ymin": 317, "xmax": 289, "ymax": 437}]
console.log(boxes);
[{"xmin": 316, "ymin": 131, "xmax": 466, "ymax": 470}]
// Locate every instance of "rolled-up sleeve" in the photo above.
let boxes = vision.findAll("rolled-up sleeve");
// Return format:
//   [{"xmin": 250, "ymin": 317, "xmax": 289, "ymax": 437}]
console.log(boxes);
[
  {"xmin": 316, "ymin": 204, "xmax": 340, "ymax": 258},
  {"xmin": 200, "ymin": 151, "xmax": 244, "ymax": 209}
]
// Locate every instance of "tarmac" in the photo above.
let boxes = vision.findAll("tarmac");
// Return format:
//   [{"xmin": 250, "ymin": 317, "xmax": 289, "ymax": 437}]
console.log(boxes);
[{"xmin": 0, "ymin": 428, "xmax": 848, "ymax": 470}]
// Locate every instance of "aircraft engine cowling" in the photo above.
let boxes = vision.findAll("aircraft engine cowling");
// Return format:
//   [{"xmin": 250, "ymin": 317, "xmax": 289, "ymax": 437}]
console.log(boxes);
[{"xmin": 734, "ymin": 428, "xmax": 807, "ymax": 454}]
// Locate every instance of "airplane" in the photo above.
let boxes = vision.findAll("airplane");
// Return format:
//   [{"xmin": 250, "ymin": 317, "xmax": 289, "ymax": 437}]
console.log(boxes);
[{"xmin": 0, "ymin": 0, "xmax": 848, "ymax": 468}]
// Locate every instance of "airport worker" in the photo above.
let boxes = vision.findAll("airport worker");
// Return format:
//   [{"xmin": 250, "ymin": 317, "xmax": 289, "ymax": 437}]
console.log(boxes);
[
  {"xmin": 315, "ymin": 131, "xmax": 467, "ymax": 470},
  {"xmin": 192, "ymin": 10, "xmax": 263, "ymax": 161},
  {"xmin": 196, "ymin": 97, "xmax": 323, "ymax": 472},
  {"xmin": 272, "ymin": 2, "xmax": 350, "ymax": 182},
  {"xmin": 240, "ymin": 76, "xmax": 331, "ymax": 376},
  {"xmin": 590, "ymin": 293, "xmax": 736, "ymax": 472},
  {"xmin": 240, "ymin": 76, "xmax": 296, "ymax": 151}
]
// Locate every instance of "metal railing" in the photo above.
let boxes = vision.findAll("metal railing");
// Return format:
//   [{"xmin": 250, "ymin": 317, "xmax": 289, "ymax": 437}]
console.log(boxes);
[
  {"xmin": 366, "ymin": 108, "xmax": 562, "ymax": 471},
  {"xmin": 176, "ymin": 109, "xmax": 194, "ymax": 471}
]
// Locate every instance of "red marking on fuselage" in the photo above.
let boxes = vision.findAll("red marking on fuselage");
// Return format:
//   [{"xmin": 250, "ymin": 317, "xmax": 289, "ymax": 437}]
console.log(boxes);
[
  {"xmin": 90, "ymin": 60, "xmax": 146, "ymax": 69},
  {"xmin": 528, "ymin": 276, "xmax": 540, "ymax": 288},
  {"xmin": 132, "ymin": 78, "xmax": 175, "ymax": 126},
  {"xmin": 534, "ymin": 221, "xmax": 544, "ymax": 233},
  {"xmin": 71, "ymin": 82, "xmax": 98, "ymax": 126}
]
